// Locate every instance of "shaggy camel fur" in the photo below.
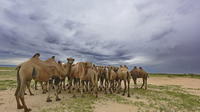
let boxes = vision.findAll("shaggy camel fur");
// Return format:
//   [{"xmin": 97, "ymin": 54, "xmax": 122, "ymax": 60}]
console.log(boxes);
[
  {"xmin": 15, "ymin": 53, "xmax": 64, "ymax": 112},
  {"xmin": 130, "ymin": 66, "xmax": 149, "ymax": 89}
]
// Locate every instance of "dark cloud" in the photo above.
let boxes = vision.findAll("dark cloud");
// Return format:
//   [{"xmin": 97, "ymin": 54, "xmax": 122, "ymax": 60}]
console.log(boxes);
[
  {"xmin": 0, "ymin": 0, "xmax": 200, "ymax": 73},
  {"xmin": 150, "ymin": 28, "xmax": 174, "ymax": 41}
]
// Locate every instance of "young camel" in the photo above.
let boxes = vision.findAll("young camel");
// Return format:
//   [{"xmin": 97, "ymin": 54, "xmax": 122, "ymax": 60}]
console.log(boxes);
[
  {"xmin": 130, "ymin": 66, "xmax": 149, "ymax": 89},
  {"xmin": 15, "ymin": 53, "xmax": 64, "ymax": 112},
  {"xmin": 117, "ymin": 65, "xmax": 131, "ymax": 97}
]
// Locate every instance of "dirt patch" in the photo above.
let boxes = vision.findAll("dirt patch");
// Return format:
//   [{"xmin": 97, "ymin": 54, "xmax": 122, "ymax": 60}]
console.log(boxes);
[
  {"xmin": 148, "ymin": 77, "xmax": 200, "ymax": 89},
  {"xmin": 94, "ymin": 101, "xmax": 137, "ymax": 112},
  {"xmin": 0, "ymin": 88, "xmax": 71, "ymax": 112}
]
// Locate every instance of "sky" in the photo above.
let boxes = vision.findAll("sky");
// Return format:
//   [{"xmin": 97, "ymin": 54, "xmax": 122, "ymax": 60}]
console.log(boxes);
[{"xmin": 0, "ymin": 0, "xmax": 200, "ymax": 73}]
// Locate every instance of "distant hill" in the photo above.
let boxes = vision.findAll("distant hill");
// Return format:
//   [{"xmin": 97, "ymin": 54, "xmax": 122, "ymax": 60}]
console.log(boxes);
[{"xmin": 0, "ymin": 65, "xmax": 16, "ymax": 67}]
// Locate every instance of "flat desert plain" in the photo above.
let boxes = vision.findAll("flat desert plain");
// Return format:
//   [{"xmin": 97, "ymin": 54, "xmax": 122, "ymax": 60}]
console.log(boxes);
[{"xmin": 0, "ymin": 68, "xmax": 200, "ymax": 112}]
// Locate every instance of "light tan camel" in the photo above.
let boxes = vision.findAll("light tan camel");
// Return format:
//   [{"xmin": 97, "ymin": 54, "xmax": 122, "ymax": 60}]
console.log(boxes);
[{"xmin": 15, "ymin": 53, "xmax": 63, "ymax": 112}]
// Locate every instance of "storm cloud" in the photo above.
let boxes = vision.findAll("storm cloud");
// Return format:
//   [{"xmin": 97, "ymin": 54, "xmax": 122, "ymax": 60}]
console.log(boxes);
[{"xmin": 0, "ymin": 0, "xmax": 200, "ymax": 73}]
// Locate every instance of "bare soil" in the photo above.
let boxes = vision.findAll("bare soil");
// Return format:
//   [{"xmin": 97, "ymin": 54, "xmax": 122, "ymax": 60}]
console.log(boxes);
[{"xmin": 0, "ymin": 77, "xmax": 200, "ymax": 112}]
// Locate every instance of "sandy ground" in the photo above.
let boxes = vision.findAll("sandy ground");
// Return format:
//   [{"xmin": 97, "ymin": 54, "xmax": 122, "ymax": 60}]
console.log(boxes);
[
  {"xmin": 94, "ymin": 101, "xmax": 137, "ymax": 112},
  {"xmin": 0, "ymin": 77, "xmax": 200, "ymax": 112}
]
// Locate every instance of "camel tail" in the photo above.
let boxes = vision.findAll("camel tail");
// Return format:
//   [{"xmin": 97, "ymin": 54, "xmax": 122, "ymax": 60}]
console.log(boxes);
[
  {"xmin": 32, "ymin": 67, "xmax": 37, "ymax": 79},
  {"xmin": 15, "ymin": 66, "xmax": 21, "ymax": 96}
]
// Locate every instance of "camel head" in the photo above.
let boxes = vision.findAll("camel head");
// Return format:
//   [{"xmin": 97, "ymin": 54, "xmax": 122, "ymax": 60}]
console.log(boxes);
[
  {"xmin": 134, "ymin": 66, "xmax": 137, "ymax": 69},
  {"xmin": 124, "ymin": 65, "xmax": 128, "ymax": 69},
  {"xmin": 67, "ymin": 58, "xmax": 74, "ymax": 64},
  {"xmin": 84, "ymin": 62, "xmax": 93, "ymax": 68},
  {"xmin": 139, "ymin": 67, "xmax": 143, "ymax": 70}
]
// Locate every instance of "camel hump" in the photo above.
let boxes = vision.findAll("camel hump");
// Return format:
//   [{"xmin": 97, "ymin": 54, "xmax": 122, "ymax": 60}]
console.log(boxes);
[
  {"xmin": 32, "ymin": 53, "xmax": 40, "ymax": 58},
  {"xmin": 51, "ymin": 56, "xmax": 55, "ymax": 59}
]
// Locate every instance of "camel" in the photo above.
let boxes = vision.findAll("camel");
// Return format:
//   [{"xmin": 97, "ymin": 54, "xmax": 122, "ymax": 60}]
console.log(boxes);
[
  {"xmin": 15, "ymin": 53, "xmax": 64, "ymax": 112},
  {"xmin": 97, "ymin": 66, "xmax": 107, "ymax": 91},
  {"xmin": 117, "ymin": 65, "xmax": 130, "ymax": 97},
  {"xmin": 33, "ymin": 57, "xmax": 68, "ymax": 94},
  {"xmin": 105, "ymin": 66, "xmax": 118, "ymax": 94},
  {"xmin": 60, "ymin": 58, "xmax": 74, "ymax": 91},
  {"xmin": 130, "ymin": 66, "xmax": 149, "ymax": 89},
  {"xmin": 70, "ymin": 62, "xmax": 98, "ymax": 97}
]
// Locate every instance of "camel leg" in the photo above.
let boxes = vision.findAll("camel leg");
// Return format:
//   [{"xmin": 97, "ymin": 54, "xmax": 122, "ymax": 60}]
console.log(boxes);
[
  {"xmin": 20, "ymin": 96, "xmax": 31, "ymax": 112},
  {"xmin": 109, "ymin": 81, "xmax": 113, "ymax": 94},
  {"xmin": 133, "ymin": 78, "xmax": 137, "ymax": 88},
  {"xmin": 145, "ymin": 78, "xmax": 147, "ymax": 90},
  {"xmin": 80, "ymin": 80, "xmax": 84, "ymax": 97},
  {"xmin": 117, "ymin": 80, "xmax": 121, "ymax": 93},
  {"xmin": 127, "ymin": 79, "xmax": 130, "ymax": 97},
  {"xmin": 86, "ymin": 81, "xmax": 89, "ymax": 92},
  {"xmin": 68, "ymin": 78, "xmax": 72, "ymax": 93},
  {"xmin": 46, "ymin": 81, "xmax": 52, "ymax": 102},
  {"xmin": 15, "ymin": 81, "xmax": 23, "ymax": 109},
  {"xmin": 18, "ymin": 81, "xmax": 31, "ymax": 112},
  {"xmin": 27, "ymin": 81, "xmax": 34, "ymax": 95},
  {"xmin": 100, "ymin": 78, "xmax": 104, "ymax": 91},
  {"xmin": 34, "ymin": 80, "xmax": 38, "ymax": 90},
  {"xmin": 95, "ymin": 80, "xmax": 98, "ymax": 98},
  {"xmin": 42, "ymin": 82, "xmax": 47, "ymax": 94},
  {"xmin": 55, "ymin": 85, "xmax": 61, "ymax": 101},
  {"xmin": 104, "ymin": 80, "xmax": 108, "ymax": 94},
  {"xmin": 72, "ymin": 78, "xmax": 76, "ymax": 98},
  {"xmin": 140, "ymin": 78, "xmax": 145, "ymax": 89},
  {"xmin": 122, "ymin": 80, "xmax": 127, "ymax": 96},
  {"xmin": 63, "ymin": 78, "xmax": 66, "ymax": 91}
]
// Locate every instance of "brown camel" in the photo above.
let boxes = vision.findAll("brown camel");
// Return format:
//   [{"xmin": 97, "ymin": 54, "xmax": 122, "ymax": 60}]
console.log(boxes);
[
  {"xmin": 60, "ymin": 58, "xmax": 74, "ymax": 91},
  {"xmin": 97, "ymin": 66, "xmax": 107, "ymax": 91},
  {"xmin": 105, "ymin": 66, "xmax": 118, "ymax": 94},
  {"xmin": 70, "ymin": 62, "xmax": 98, "ymax": 97},
  {"xmin": 130, "ymin": 66, "xmax": 149, "ymax": 89},
  {"xmin": 117, "ymin": 65, "xmax": 130, "ymax": 97},
  {"xmin": 33, "ymin": 57, "xmax": 67, "ymax": 94},
  {"xmin": 15, "ymin": 53, "xmax": 64, "ymax": 112}
]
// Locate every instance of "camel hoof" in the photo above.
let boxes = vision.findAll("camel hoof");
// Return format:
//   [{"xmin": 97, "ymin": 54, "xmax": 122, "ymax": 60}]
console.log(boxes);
[
  {"xmin": 81, "ymin": 95, "xmax": 85, "ymax": 97},
  {"xmin": 128, "ymin": 95, "xmax": 130, "ymax": 97},
  {"xmin": 17, "ymin": 105, "xmax": 24, "ymax": 109},
  {"xmin": 122, "ymin": 93, "xmax": 125, "ymax": 96},
  {"xmin": 24, "ymin": 93, "xmax": 27, "ymax": 95},
  {"xmin": 24, "ymin": 108, "xmax": 32, "ymax": 112},
  {"xmin": 72, "ymin": 95, "xmax": 76, "ymax": 98},
  {"xmin": 30, "ymin": 93, "xmax": 34, "ymax": 96},
  {"xmin": 56, "ymin": 98, "xmax": 61, "ymax": 101},
  {"xmin": 42, "ymin": 92, "xmax": 46, "ymax": 94},
  {"xmin": 46, "ymin": 98, "xmax": 52, "ymax": 102}
]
